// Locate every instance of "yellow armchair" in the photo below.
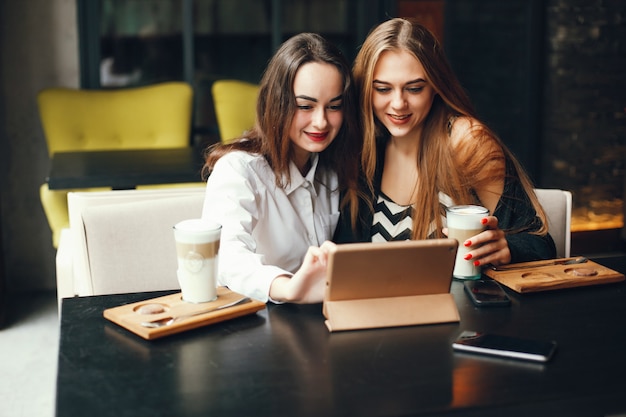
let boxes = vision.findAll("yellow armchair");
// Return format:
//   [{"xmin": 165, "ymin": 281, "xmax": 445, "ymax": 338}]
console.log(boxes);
[
  {"xmin": 211, "ymin": 80, "xmax": 259, "ymax": 143},
  {"xmin": 37, "ymin": 82, "xmax": 194, "ymax": 248}
]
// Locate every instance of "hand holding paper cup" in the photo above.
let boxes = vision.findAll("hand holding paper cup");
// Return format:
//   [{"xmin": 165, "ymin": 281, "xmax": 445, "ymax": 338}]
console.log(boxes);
[
  {"xmin": 173, "ymin": 219, "xmax": 221, "ymax": 303},
  {"xmin": 445, "ymin": 205, "xmax": 489, "ymax": 280}
]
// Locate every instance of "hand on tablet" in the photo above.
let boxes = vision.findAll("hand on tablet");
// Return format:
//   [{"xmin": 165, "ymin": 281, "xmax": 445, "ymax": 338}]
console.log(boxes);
[{"xmin": 269, "ymin": 241, "xmax": 337, "ymax": 304}]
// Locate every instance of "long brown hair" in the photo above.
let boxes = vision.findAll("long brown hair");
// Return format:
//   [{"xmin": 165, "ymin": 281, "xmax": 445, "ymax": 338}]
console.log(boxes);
[
  {"xmin": 203, "ymin": 33, "xmax": 361, "ymax": 225},
  {"xmin": 353, "ymin": 18, "xmax": 547, "ymax": 239}
]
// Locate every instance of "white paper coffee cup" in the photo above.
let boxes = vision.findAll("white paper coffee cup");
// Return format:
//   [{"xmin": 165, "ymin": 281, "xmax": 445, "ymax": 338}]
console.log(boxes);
[
  {"xmin": 173, "ymin": 219, "xmax": 221, "ymax": 303},
  {"xmin": 446, "ymin": 205, "xmax": 489, "ymax": 280}
]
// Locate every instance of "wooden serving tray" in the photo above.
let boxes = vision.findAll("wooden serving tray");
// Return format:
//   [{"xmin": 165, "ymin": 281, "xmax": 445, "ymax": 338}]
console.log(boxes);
[
  {"xmin": 104, "ymin": 287, "xmax": 266, "ymax": 340},
  {"xmin": 483, "ymin": 258, "xmax": 625, "ymax": 294}
]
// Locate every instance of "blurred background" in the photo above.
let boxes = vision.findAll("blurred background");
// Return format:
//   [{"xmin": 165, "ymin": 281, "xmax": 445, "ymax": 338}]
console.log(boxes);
[{"xmin": 0, "ymin": 0, "xmax": 625, "ymax": 298}]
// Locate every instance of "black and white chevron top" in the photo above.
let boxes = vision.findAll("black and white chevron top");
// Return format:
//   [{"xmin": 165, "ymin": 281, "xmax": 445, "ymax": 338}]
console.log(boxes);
[
  {"xmin": 371, "ymin": 193, "xmax": 413, "ymax": 242},
  {"xmin": 371, "ymin": 192, "xmax": 453, "ymax": 242}
]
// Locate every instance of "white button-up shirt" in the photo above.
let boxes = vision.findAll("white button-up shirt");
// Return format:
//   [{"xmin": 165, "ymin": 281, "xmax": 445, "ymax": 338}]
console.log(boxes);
[{"xmin": 202, "ymin": 151, "xmax": 340, "ymax": 302}]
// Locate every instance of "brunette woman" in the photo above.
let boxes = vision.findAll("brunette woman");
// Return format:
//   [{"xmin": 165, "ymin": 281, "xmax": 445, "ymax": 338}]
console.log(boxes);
[{"xmin": 202, "ymin": 33, "xmax": 360, "ymax": 303}]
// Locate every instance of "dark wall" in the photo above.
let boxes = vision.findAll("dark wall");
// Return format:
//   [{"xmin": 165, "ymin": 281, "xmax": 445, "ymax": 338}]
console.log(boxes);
[
  {"xmin": 0, "ymin": 193, "xmax": 5, "ymax": 327},
  {"xmin": 443, "ymin": 0, "xmax": 626, "ymax": 228},
  {"xmin": 542, "ymin": 0, "xmax": 626, "ymax": 212},
  {"xmin": 444, "ymin": 0, "xmax": 544, "ymax": 183},
  {"xmin": 0, "ymin": 2, "xmax": 10, "ymax": 312}
]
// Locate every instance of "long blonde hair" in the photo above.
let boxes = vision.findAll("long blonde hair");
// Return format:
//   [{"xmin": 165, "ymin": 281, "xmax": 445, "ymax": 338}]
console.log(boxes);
[{"xmin": 353, "ymin": 18, "xmax": 547, "ymax": 239}]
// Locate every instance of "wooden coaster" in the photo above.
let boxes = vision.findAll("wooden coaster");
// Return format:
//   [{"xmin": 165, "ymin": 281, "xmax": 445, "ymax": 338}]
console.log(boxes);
[
  {"xmin": 104, "ymin": 287, "xmax": 266, "ymax": 340},
  {"xmin": 484, "ymin": 258, "xmax": 625, "ymax": 293}
]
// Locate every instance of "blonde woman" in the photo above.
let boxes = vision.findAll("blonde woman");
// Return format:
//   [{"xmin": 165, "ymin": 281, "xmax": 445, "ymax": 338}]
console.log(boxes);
[{"xmin": 335, "ymin": 18, "xmax": 555, "ymax": 267}]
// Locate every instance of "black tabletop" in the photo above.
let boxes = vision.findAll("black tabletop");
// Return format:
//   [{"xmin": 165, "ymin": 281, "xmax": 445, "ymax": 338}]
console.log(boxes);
[
  {"xmin": 46, "ymin": 147, "xmax": 205, "ymax": 190},
  {"xmin": 56, "ymin": 257, "xmax": 626, "ymax": 417}
]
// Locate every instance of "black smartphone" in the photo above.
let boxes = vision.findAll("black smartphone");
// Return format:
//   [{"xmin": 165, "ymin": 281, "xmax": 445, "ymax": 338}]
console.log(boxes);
[
  {"xmin": 452, "ymin": 331, "xmax": 557, "ymax": 362},
  {"xmin": 464, "ymin": 279, "xmax": 510, "ymax": 307}
]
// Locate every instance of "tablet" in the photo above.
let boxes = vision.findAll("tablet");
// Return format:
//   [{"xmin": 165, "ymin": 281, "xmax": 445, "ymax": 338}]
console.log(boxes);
[
  {"xmin": 325, "ymin": 238, "xmax": 459, "ymax": 301},
  {"xmin": 323, "ymin": 239, "xmax": 460, "ymax": 332}
]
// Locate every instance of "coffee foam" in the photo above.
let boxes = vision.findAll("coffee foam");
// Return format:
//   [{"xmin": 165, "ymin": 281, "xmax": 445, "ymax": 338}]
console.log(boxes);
[
  {"xmin": 446, "ymin": 205, "xmax": 488, "ymax": 229},
  {"xmin": 173, "ymin": 219, "xmax": 221, "ymax": 244}
]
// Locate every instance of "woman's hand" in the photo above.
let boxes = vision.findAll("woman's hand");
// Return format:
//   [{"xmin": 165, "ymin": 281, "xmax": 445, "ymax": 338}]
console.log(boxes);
[
  {"xmin": 444, "ymin": 216, "xmax": 511, "ymax": 267},
  {"xmin": 269, "ymin": 241, "xmax": 337, "ymax": 303},
  {"xmin": 463, "ymin": 216, "xmax": 510, "ymax": 267}
]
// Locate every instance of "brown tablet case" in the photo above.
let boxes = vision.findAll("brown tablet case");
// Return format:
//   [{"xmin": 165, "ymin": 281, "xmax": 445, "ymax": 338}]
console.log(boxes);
[
  {"xmin": 484, "ymin": 258, "xmax": 625, "ymax": 293},
  {"xmin": 323, "ymin": 239, "xmax": 460, "ymax": 332}
]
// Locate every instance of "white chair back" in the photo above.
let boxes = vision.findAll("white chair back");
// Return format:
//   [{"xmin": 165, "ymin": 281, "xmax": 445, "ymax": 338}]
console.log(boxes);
[
  {"xmin": 60, "ymin": 187, "xmax": 205, "ymax": 304},
  {"xmin": 534, "ymin": 188, "xmax": 572, "ymax": 258}
]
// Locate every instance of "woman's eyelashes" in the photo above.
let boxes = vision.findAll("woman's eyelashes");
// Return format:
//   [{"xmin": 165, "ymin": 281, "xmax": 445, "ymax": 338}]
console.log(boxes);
[
  {"xmin": 328, "ymin": 101, "xmax": 343, "ymax": 111},
  {"xmin": 373, "ymin": 85, "xmax": 425, "ymax": 94},
  {"xmin": 406, "ymin": 86, "xmax": 424, "ymax": 93},
  {"xmin": 296, "ymin": 101, "xmax": 343, "ymax": 112}
]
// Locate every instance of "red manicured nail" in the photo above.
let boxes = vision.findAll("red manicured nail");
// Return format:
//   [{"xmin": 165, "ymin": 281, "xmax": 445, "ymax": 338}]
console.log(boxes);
[
  {"xmin": 464, "ymin": 253, "xmax": 473, "ymax": 260},
  {"xmin": 473, "ymin": 260, "xmax": 481, "ymax": 267},
  {"xmin": 464, "ymin": 240, "xmax": 472, "ymax": 247},
  {"xmin": 481, "ymin": 218, "xmax": 488, "ymax": 225}
]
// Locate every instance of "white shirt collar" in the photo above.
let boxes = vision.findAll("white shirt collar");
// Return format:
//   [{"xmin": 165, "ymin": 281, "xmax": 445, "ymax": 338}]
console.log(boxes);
[{"xmin": 284, "ymin": 153, "xmax": 320, "ymax": 196}]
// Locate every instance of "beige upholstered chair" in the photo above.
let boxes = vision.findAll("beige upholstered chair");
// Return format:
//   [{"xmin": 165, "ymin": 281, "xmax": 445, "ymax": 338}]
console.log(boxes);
[
  {"xmin": 56, "ymin": 187, "xmax": 205, "ymax": 309},
  {"xmin": 534, "ymin": 188, "xmax": 572, "ymax": 258}
]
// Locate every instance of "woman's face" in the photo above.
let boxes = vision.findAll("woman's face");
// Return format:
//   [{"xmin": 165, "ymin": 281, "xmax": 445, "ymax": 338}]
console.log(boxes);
[
  {"xmin": 288, "ymin": 62, "xmax": 344, "ymax": 171},
  {"xmin": 371, "ymin": 49, "xmax": 436, "ymax": 140}
]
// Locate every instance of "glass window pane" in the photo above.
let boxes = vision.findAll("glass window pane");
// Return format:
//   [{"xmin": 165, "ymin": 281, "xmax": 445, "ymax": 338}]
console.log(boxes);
[{"xmin": 100, "ymin": 0, "xmax": 184, "ymax": 87}]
